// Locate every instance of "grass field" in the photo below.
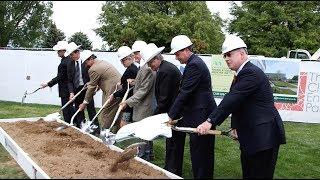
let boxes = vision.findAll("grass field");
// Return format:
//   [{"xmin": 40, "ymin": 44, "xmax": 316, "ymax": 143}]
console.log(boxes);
[{"xmin": 0, "ymin": 100, "xmax": 320, "ymax": 178}]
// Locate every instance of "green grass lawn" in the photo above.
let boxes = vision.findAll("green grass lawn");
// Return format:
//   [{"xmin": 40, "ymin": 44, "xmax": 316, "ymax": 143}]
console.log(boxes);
[
  {"xmin": 0, "ymin": 100, "xmax": 320, "ymax": 178},
  {"xmin": 272, "ymin": 80, "xmax": 297, "ymax": 88}
]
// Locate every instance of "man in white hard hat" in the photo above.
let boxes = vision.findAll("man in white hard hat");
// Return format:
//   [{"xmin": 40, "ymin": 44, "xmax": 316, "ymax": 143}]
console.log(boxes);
[
  {"xmin": 131, "ymin": 40, "xmax": 148, "ymax": 68},
  {"xmin": 78, "ymin": 50, "xmax": 121, "ymax": 134},
  {"xmin": 65, "ymin": 42, "xmax": 98, "ymax": 129},
  {"xmin": 143, "ymin": 43, "xmax": 184, "ymax": 175},
  {"xmin": 196, "ymin": 34, "xmax": 286, "ymax": 179},
  {"xmin": 109, "ymin": 46, "xmax": 139, "ymax": 127},
  {"xmin": 167, "ymin": 35, "xmax": 217, "ymax": 179},
  {"xmin": 119, "ymin": 41, "xmax": 156, "ymax": 161},
  {"xmin": 40, "ymin": 41, "xmax": 74, "ymax": 123}
]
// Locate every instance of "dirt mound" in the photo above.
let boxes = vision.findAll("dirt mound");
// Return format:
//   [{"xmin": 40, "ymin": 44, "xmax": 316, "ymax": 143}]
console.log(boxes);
[{"xmin": 0, "ymin": 119, "xmax": 170, "ymax": 179}]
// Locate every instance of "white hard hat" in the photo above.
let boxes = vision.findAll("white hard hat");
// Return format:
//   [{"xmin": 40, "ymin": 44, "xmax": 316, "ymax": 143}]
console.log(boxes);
[
  {"xmin": 81, "ymin": 50, "xmax": 93, "ymax": 62},
  {"xmin": 170, "ymin": 35, "xmax": 193, "ymax": 54},
  {"xmin": 141, "ymin": 43, "xmax": 165, "ymax": 63},
  {"xmin": 52, "ymin": 41, "xmax": 68, "ymax": 51},
  {"xmin": 117, "ymin": 46, "xmax": 133, "ymax": 61},
  {"xmin": 64, "ymin": 42, "xmax": 81, "ymax": 57},
  {"xmin": 132, "ymin": 40, "xmax": 147, "ymax": 52},
  {"xmin": 221, "ymin": 34, "xmax": 247, "ymax": 54}
]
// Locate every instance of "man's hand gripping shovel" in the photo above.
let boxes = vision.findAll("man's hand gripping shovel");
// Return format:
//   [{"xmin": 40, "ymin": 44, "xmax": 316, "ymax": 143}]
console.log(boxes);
[{"xmin": 170, "ymin": 124, "xmax": 238, "ymax": 141}]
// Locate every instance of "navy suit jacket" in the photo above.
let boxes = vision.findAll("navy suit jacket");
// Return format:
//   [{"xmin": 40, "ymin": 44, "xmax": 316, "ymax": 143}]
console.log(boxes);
[
  {"xmin": 67, "ymin": 59, "xmax": 90, "ymax": 93},
  {"xmin": 47, "ymin": 56, "xmax": 70, "ymax": 98},
  {"xmin": 154, "ymin": 60, "xmax": 182, "ymax": 115},
  {"xmin": 208, "ymin": 62, "xmax": 286, "ymax": 154},
  {"xmin": 168, "ymin": 54, "xmax": 217, "ymax": 127}
]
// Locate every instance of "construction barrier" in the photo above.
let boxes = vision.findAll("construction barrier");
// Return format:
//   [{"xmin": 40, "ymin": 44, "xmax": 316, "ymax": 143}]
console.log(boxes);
[{"xmin": 0, "ymin": 49, "xmax": 318, "ymax": 123}]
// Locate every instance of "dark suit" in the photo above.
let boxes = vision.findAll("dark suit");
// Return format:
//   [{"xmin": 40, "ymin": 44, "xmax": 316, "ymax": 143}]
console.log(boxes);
[
  {"xmin": 208, "ymin": 61, "xmax": 286, "ymax": 178},
  {"xmin": 168, "ymin": 54, "xmax": 217, "ymax": 179},
  {"xmin": 47, "ymin": 56, "xmax": 74, "ymax": 123},
  {"xmin": 113, "ymin": 63, "xmax": 139, "ymax": 122},
  {"xmin": 67, "ymin": 59, "xmax": 98, "ymax": 128},
  {"xmin": 152, "ymin": 60, "xmax": 184, "ymax": 176}
]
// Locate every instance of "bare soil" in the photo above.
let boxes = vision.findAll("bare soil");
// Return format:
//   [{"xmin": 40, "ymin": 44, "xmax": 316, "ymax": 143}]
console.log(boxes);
[{"xmin": 0, "ymin": 119, "xmax": 169, "ymax": 179}]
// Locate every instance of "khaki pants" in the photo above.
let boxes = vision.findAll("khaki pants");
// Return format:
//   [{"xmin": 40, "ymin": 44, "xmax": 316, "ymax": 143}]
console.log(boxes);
[{"xmin": 101, "ymin": 98, "xmax": 121, "ymax": 133}]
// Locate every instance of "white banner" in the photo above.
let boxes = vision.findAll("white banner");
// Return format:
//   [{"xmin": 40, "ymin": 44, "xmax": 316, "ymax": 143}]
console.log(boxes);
[{"xmin": 275, "ymin": 61, "xmax": 320, "ymax": 123}]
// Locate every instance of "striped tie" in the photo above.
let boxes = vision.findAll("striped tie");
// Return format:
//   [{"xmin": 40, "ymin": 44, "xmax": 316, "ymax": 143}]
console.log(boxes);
[{"xmin": 74, "ymin": 61, "xmax": 80, "ymax": 89}]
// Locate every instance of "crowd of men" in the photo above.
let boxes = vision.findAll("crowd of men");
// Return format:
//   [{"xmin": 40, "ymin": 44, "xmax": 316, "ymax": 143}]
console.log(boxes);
[{"xmin": 41, "ymin": 34, "xmax": 286, "ymax": 179}]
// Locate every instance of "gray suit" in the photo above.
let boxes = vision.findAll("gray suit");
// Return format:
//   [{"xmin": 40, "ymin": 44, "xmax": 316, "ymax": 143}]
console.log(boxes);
[{"xmin": 126, "ymin": 63, "xmax": 155, "ymax": 122}]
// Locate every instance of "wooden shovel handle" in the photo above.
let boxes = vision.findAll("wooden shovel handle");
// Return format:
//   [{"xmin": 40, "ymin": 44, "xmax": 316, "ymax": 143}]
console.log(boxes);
[{"xmin": 172, "ymin": 126, "xmax": 222, "ymax": 135}]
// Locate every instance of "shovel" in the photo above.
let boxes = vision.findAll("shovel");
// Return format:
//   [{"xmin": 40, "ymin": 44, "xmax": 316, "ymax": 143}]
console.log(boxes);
[
  {"xmin": 100, "ymin": 82, "xmax": 132, "ymax": 144},
  {"xmin": 21, "ymin": 87, "xmax": 42, "ymax": 104},
  {"xmin": 81, "ymin": 84, "xmax": 120, "ymax": 134},
  {"xmin": 43, "ymin": 84, "xmax": 88, "ymax": 123},
  {"xmin": 54, "ymin": 107, "xmax": 82, "ymax": 131},
  {"xmin": 170, "ymin": 126, "xmax": 238, "ymax": 140},
  {"xmin": 109, "ymin": 142, "xmax": 147, "ymax": 172}
]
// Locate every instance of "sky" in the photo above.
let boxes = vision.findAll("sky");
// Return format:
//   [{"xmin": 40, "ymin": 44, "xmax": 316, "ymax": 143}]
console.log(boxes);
[{"xmin": 51, "ymin": 1, "xmax": 239, "ymax": 50}]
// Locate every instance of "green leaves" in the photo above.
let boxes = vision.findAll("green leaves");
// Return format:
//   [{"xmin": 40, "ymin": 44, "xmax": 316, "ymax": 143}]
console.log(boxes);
[
  {"xmin": 96, "ymin": 1, "xmax": 224, "ymax": 53},
  {"xmin": 0, "ymin": 1, "xmax": 53, "ymax": 47},
  {"xmin": 228, "ymin": 1, "xmax": 320, "ymax": 57},
  {"xmin": 68, "ymin": 32, "xmax": 93, "ymax": 50},
  {"xmin": 42, "ymin": 22, "xmax": 66, "ymax": 48}
]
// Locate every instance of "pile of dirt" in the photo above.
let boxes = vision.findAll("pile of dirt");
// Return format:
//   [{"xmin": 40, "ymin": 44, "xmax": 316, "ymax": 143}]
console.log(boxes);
[{"xmin": 0, "ymin": 119, "xmax": 170, "ymax": 179}]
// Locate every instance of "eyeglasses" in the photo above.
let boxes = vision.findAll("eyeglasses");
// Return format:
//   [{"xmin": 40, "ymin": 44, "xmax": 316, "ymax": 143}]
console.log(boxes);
[
  {"xmin": 223, "ymin": 52, "xmax": 232, "ymax": 58},
  {"xmin": 121, "ymin": 57, "xmax": 130, "ymax": 62},
  {"xmin": 223, "ymin": 48, "xmax": 244, "ymax": 58}
]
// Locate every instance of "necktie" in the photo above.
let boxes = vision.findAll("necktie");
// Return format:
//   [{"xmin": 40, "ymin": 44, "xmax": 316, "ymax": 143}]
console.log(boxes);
[
  {"xmin": 232, "ymin": 75, "xmax": 237, "ymax": 84},
  {"xmin": 74, "ymin": 61, "xmax": 80, "ymax": 89},
  {"xmin": 230, "ymin": 75, "xmax": 237, "ymax": 90}
]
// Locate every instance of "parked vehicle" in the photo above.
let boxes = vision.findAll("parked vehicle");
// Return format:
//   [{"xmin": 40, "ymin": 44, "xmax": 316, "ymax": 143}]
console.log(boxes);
[{"xmin": 287, "ymin": 48, "xmax": 320, "ymax": 60}]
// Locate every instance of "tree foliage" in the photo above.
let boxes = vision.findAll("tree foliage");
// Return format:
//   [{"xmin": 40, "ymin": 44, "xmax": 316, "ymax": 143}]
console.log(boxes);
[
  {"xmin": 228, "ymin": 1, "xmax": 320, "ymax": 57},
  {"xmin": 68, "ymin": 32, "xmax": 93, "ymax": 50},
  {"xmin": 42, "ymin": 22, "xmax": 66, "ymax": 48},
  {"xmin": 96, "ymin": 1, "xmax": 224, "ymax": 54},
  {"xmin": 0, "ymin": 1, "xmax": 53, "ymax": 47}
]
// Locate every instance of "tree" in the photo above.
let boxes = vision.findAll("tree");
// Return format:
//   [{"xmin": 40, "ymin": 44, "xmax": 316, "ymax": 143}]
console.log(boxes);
[
  {"xmin": 227, "ymin": 1, "xmax": 320, "ymax": 57},
  {"xmin": 95, "ymin": 1, "xmax": 224, "ymax": 54},
  {"xmin": 42, "ymin": 22, "xmax": 66, "ymax": 48},
  {"xmin": 68, "ymin": 32, "xmax": 93, "ymax": 50},
  {"xmin": 0, "ymin": 1, "xmax": 53, "ymax": 47}
]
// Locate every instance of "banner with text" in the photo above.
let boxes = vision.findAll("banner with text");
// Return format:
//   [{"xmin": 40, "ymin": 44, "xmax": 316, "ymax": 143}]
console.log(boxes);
[
  {"xmin": 211, "ymin": 55, "xmax": 319, "ymax": 123},
  {"xmin": 211, "ymin": 56, "xmax": 300, "ymax": 103}
]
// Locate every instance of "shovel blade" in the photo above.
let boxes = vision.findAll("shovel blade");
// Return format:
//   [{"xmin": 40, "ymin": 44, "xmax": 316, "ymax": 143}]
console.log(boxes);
[
  {"xmin": 21, "ymin": 91, "xmax": 27, "ymax": 104},
  {"xmin": 101, "ymin": 134, "xmax": 115, "ymax": 145},
  {"xmin": 80, "ymin": 120, "xmax": 98, "ymax": 134},
  {"xmin": 43, "ymin": 112, "xmax": 61, "ymax": 122},
  {"xmin": 101, "ymin": 131, "xmax": 136, "ymax": 146},
  {"xmin": 110, "ymin": 142, "xmax": 147, "ymax": 172},
  {"xmin": 54, "ymin": 125, "xmax": 69, "ymax": 131}
]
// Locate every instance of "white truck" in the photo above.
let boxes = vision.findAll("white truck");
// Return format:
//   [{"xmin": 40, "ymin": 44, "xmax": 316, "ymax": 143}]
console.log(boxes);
[{"xmin": 287, "ymin": 48, "xmax": 320, "ymax": 60}]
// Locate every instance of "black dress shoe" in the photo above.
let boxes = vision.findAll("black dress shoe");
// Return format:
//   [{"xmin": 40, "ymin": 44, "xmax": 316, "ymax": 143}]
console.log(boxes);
[{"xmin": 91, "ymin": 128, "xmax": 101, "ymax": 137}]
